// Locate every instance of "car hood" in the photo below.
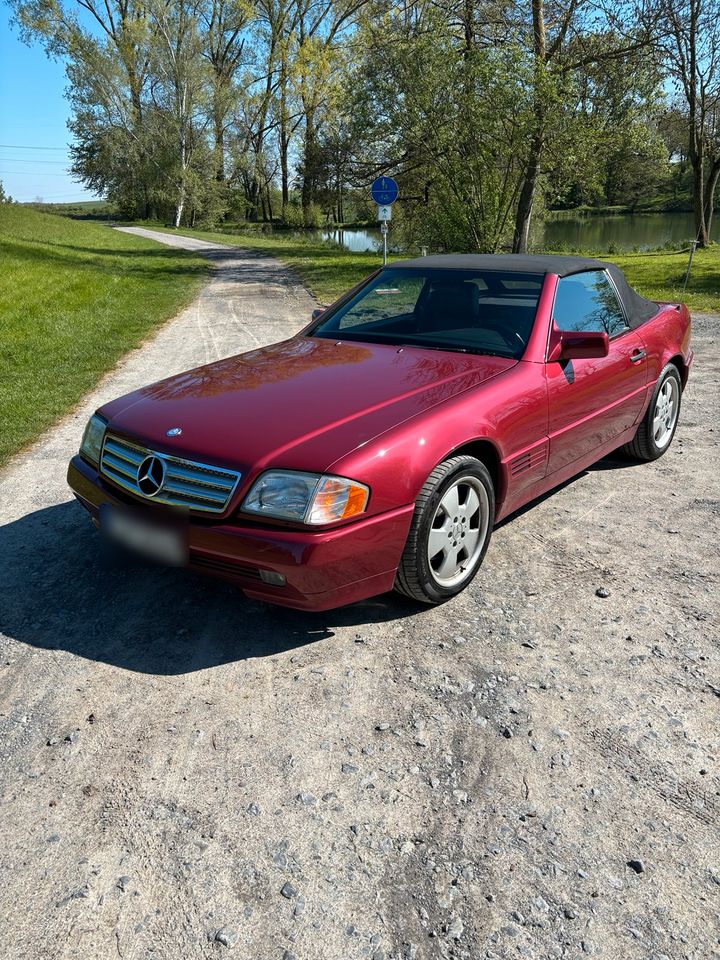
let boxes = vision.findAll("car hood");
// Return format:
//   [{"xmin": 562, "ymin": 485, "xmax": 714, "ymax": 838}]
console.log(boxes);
[{"xmin": 100, "ymin": 336, "xmax": 515, "ymax": 475}]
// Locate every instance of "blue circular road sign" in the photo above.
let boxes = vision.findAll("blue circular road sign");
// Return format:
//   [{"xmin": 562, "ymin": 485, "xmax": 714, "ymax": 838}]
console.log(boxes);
[{"xmin": 371, "ymin": 176, "xmax": 398, "ymax": 205}]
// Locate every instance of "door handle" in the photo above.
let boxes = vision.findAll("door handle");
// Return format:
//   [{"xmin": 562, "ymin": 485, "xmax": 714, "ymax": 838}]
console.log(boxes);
[{"xmin": 630, "ymin": 350, "xmax": 646, "ymax": 363}]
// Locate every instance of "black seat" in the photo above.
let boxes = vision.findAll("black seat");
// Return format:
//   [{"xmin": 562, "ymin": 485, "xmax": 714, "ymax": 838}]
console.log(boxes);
[{"xmin": 417, "ymin": 281, "xmax": 478, "ymax": 332}]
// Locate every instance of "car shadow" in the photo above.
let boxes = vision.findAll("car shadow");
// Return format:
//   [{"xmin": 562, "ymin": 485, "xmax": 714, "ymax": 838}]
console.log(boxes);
[
  {"xmin": 496, "ymin": 451, "xmax": 640, "ymax": 527},
  {"xmin": 0, "ymin": 501, "xmax": 417, "ymax": 676}
]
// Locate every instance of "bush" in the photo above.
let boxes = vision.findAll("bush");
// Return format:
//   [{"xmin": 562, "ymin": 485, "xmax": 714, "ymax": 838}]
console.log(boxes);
[
  {"xmin": 282, "ymin": 203, "xmax": 305, "ymax": 227},
  {"xmin": 303, "ymin": 202, "xmax": 323, "ymax": 228}
]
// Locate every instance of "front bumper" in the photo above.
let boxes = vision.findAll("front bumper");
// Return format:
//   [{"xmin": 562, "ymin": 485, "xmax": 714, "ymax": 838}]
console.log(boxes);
[{"xmin": 67, "ymin": 456, "xmax": 414, "ymax": 611}]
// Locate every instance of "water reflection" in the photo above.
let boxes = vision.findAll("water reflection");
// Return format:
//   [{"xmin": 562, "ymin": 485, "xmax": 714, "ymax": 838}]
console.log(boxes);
[
  {"xmin": 543, "ymin": 211, "xmax": 715, "ymax": 251},
  {"xmin": 316, "ymin": 212, "xmax": 714, "ymax": 254},
  {"xmin": 319, "ymin": 227, "xmax": 385, "ymax": 253}
]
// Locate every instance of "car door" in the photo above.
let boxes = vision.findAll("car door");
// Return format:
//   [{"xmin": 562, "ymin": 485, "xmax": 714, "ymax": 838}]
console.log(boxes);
[{"xmin": 545, "ymin": 269, "xmax": 647, "ymax": 475}]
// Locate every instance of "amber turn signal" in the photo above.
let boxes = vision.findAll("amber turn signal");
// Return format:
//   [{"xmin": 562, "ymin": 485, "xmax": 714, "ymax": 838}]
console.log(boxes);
[{"xmin": 307, "ymin": 477, "xmax": 369, "ymax": 524}]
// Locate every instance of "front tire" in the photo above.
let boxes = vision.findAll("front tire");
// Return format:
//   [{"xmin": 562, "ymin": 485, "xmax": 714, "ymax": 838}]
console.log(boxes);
[
  {"xmin": 394, "ymin": 455, "xmax": 494, "ymax": 604},
  {"xmin": 623, "ymin": 363, "xmax": 682, "ymax": 461}
]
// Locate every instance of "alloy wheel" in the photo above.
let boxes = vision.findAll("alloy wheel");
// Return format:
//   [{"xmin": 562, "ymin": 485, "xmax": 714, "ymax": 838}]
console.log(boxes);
[{"xmin": 427, "ymin": 476, "xmax": 489, "ymax": 588}]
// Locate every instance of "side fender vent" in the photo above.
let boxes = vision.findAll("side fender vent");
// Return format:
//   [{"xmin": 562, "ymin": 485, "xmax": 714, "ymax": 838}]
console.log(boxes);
[{"xmin": 510, "ymin": 447, "xmax": 547, "ymax": 477}]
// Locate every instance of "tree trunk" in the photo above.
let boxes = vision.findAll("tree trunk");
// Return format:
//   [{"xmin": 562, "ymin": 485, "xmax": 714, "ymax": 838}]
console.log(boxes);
[
  {"xmin": 302, "ymin": 109, "xmax": 316, "ymax": 223},
  {"xmin": 689, "ymin": 129, "xmax": 709, "ymax": 246},
  {"xmin": 512, "ymin": 0, "xmax": 546, "ymax": 253},
  {"xmin": 175, "ymin": 123, "xmax": 187, "ymax": 228},
  {"xmin": 513, "ymin": 142, "xmax": 541, "ymax": 253},
  {"xmin": 128, "ymin": 73, "xmax": 149, "ymax": 219},
  {"xmin": 213, "ymin": 96, "xmax": 225, "ymax": 182},
  {"xmin": 702, "ymin": 159, "xmax": 720, "ymax": 242},
  {"xmin": 279, "ymin": 53, "xmax": 290, "ymax": 218}
]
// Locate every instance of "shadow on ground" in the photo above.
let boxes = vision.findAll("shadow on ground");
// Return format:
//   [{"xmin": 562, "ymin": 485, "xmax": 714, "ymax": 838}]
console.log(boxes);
[
  {"xmin": 497, "ymin": 451, "xmax": 640, "ymax": 526},
  {"xmin": 0, "ymin": 453, "xmax": 640, "ymax": 676},
  {"xmin": 0, "ymin": 501, "xmax": 415, "ymax": 676}
]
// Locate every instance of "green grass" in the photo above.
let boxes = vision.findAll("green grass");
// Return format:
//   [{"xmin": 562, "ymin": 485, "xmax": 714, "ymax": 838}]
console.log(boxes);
[
  {"xmin": 137, "ymin": 222, "xmax": 720, "ymax": 313},
  {"xmin": 26, "ymin": 199, "xmax": 117, "ymax": 219},
  {"xmin": 610, "ymin": 247, "xmax": 720, "ymax": 313},
  {"xmin": 0, "ymin": 206, "xmax": 208, "ymax": 465}
]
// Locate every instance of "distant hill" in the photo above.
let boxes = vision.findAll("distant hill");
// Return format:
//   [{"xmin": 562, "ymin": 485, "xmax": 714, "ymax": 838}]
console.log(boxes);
[{"xmin": 24, "ymin": 199, "xmax": 117, "ymax": 220}]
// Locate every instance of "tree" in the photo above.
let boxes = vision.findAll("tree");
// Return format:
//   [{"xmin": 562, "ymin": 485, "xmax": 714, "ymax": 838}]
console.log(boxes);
[
  {"xmin": 149, "ymin": 0, "xmax": 211, "ymax": 226},
  {"xmin": 201, "ymin": 0, "xmax": 254, "ymax": 186},
  {"xmin": 660, "ymin": 0, "xmax": 720, "ymax": 245},
  {"xmin": 291, "ymin": 0, "xmax": 368, "ymax": 224},
  {"xmin": 547, "ymin": 40, "xmax": 668, "ymax": 210},
  {"xmin": 11, "ymin": 0, "xmax": 155, "ymax": 216},
  {"xmin": 510, "ymin": 0, "xmax": 657, "ymax": 252},
  {"xmin": 348, "ymin": 3, "xmax": 535, "ymax": 251}
]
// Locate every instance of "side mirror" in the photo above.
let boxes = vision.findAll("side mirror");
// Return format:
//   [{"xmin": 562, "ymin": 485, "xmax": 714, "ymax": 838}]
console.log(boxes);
[
  {"xmin": 550, "ymin": 330, "xmax": 609, "ymax": 362},
  {"xmin": 311, "ymin": 308, "xmax": 325, "ymax": 322}
]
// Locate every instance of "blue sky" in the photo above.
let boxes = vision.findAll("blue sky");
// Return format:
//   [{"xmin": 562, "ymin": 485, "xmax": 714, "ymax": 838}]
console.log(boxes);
[{"xmin": 0, "ymin": 16, "xmax": 98, "ymax": 202}]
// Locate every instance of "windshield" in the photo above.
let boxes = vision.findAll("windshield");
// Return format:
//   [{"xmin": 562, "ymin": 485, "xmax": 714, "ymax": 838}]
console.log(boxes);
[{"xmin": 307, "ymin": 267, "xmax": 544, "ymax": 359}]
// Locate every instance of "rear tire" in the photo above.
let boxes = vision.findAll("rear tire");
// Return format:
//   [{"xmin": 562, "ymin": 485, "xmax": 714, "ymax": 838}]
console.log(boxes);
[
  {"xmin": 394, "ymin": 455, "xmax": 494, "ymax": 604},
  {"xmin": 623, "ymin": 363, "xmax": 682, "ymax": 462}
]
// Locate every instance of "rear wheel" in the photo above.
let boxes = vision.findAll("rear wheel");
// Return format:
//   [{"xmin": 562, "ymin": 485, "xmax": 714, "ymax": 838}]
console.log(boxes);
[
  {"xmin": 395, "ymin": 455, "xmax": 494, "ymax": 604},
  {"xmin": 623, "ymin": 364, "xmax": 682, "ymax": 461}
]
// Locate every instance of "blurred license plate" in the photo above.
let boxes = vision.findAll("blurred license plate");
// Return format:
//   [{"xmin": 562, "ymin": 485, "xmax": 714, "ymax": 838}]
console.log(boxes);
[{"xmin": 100, "ymin": 505, "xmax": 188, "ymax": 566}]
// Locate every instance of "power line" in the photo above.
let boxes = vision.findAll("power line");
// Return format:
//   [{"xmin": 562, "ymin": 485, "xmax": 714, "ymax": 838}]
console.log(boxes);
[
  {"xmin": 0, "ymin": 170, "xmax": 71, "ymax": 175},
  {"xmin": 18, "ymin": 194, "xmax": 101, "ymax": 200},
  {"xmin": 0, "ymin": 157, "xmax": 72, "ymax": 165},
  {"xmin": 0, "ymin": 144, "xmax": 70, "ymax": 151}
]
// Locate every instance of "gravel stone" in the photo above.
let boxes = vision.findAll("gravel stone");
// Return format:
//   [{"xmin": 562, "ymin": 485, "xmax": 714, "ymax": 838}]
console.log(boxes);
[{"xmin": 215, "ymin": 926, "xmax": 239, "ymax": 948}]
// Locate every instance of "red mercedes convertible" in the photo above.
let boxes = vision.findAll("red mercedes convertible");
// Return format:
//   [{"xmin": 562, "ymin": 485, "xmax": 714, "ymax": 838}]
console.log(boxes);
[{"xmin": 67, "ymin": 254, "xmax": 692, "ymax": 610}]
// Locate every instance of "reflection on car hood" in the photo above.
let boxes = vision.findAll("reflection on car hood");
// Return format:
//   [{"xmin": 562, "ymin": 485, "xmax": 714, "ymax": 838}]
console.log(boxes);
[{"xmin": 100, "ymin": 336, "xmax": 516, "ymax": 473}]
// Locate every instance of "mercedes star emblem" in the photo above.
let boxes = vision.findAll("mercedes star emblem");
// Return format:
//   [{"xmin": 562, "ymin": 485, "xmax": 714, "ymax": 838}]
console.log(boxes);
[{"xmin": 137, "ymin": 455, "xmax": 166, "ymax": 497}]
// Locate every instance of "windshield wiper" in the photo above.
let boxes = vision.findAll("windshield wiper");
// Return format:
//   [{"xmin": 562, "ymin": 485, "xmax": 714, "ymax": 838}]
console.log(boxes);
[{"xmin": 401, "ymin": 343, "xmax": 513, "ymax": 359}]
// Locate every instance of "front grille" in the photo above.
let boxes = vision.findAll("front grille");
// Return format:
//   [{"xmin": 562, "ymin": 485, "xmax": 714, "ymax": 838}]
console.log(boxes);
[{"xmin": 100, "ymin": 433, "xmax": 241, "ymax": 514}]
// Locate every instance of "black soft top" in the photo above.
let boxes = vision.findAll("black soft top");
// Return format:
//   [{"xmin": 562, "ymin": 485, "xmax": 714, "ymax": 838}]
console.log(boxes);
[{"xmin": 391, "ymin": 253, "xmax": 659, "ymax": 328}]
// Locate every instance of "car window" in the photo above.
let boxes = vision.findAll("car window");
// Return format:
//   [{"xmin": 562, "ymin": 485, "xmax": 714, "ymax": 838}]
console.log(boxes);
[
  {"xmin": 307, "ymin": 268, "xmax": 544, "ymax": 360},
  {"xmin": 554, "ymin": 270, "xmax": 628, "ymax": 337},
  {"xmin": 334, "ymin": 276, "xmax": 424, "ymax": 329}
]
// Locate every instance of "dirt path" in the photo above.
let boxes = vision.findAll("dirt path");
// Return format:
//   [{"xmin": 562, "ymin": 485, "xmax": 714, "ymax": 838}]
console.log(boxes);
[{"xmin": 0, "ymin": 229, "xmax": 717, "ymax": 960}]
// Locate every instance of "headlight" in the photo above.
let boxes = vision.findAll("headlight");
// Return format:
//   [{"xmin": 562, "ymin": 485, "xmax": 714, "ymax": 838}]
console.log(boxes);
[
  {"xmin": 79, "ymin": 414, "xmax": 107, "ymax": 466},
  {"xmin": 242, "ymin": 470, "xmax": 369, "ymax": 524}
]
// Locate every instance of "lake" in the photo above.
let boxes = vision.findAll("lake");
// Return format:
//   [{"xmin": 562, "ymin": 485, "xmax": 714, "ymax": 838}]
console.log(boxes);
[{"xmin": 320, "ymin": 212, "xmax": 715, "ymax": 255}]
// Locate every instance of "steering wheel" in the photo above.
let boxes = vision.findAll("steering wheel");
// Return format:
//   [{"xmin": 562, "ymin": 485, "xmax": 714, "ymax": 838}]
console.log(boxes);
[{"xmin": 481, "ymin": 319, "xmax": 526, "ymax": 351}]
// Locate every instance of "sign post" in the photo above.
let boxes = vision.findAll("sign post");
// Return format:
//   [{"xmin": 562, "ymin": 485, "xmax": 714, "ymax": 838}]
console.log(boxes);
[{"xmin": 370, "ymin": 177, "xmax": 398, "ymax": 265}]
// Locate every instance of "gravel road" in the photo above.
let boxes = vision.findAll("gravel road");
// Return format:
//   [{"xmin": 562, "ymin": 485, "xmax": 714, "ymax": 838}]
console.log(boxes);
[{"xmin": 0, "ymin": 228, "xmax": 718, "ymax": 960}]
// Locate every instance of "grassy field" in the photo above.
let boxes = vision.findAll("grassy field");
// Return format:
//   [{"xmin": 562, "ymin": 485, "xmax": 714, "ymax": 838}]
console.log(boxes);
[
  {"xmin": 27, "ymin": 199, "xmax": 114, "ymax": 214},
  {"xmin": 0, "ymin": 206, "xmax": 207, "ymax": 465},
  {"xmin": 137, "ymin": 222, "xmax": 720, "ymax": 312},
  {"xmin": 609, "ymin": 247, "xmax": 720, "ymax": 312}
]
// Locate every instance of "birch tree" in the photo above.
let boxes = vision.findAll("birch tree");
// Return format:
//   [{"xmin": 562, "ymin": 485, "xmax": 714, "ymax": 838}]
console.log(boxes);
[{"xmin": 660, "ymin": 0, "xmax": 720, "ymax": 245}]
